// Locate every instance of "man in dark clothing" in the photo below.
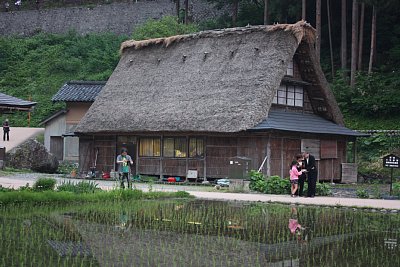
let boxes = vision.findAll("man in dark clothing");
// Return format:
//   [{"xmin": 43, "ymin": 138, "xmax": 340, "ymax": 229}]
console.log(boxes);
[
  {"xmin": 303, "ymin": 151, "xmax": 317, "ymax": 197},
  {"xmin": 3, "ymin": 119, "xmax": 10, "ymax": 141}
]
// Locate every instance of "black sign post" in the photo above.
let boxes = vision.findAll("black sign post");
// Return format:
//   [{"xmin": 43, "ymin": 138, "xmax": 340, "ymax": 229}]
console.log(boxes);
[{"xmin": 383, "ymin": 154, "xmax": 400, "ymax": 195}]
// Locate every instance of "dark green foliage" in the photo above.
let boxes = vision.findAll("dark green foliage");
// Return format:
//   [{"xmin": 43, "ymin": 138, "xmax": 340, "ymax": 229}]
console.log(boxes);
[
  {"xmin": 316, "ymin": 183, "xmax": 332, "ymax": 196},
  {"xmin": 132, "ymin": 16, "xmax": 198, "ymax": 40},
  {"xmin": 175, "ymin": 191, "xmax": 192, "ymax": 198},
  {"xmin": 393, "ymin": 182, "xmax": 400, "ymax": 197},
  {"xmin": 332, "ymin": 71, "xmax": 400, "ymax": 127},
  {"xmin": 356, "ymin": 189, "xmax": 370, "ymax": 199},
  {"xmin": 264, "ymin": 175, "xmax": 291, "ymax": 195},
  {"xmin": 33, "ymin": 178, "xmax": 57, "ymax": 191},
  {"xmin": 57, "ymin": 162, "xmax": 78, "ymax": 175},
  {"xmin": 0, "ymin": 31, "xmax": 127, "ymax": 127},
  {"xmin": 249, "ymin": 171, "xmax": 290, "ymax": 194},
  {"xmin": 57, "ymin": 180, "xmax": 100, "ymax": 194}
]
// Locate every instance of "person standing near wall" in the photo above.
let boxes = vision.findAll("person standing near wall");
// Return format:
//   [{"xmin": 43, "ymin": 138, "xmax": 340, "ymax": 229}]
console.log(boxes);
[
  {"xmin": 2, "ymin": 119, "xmax": 10, "ymax": 141},
  {"xmin": 303, "ymin": 151, "xmax": 317, "ymax": 197},
  {"xmin": 4, "ymin": 2, "xmax": 10, "ymax": 12},
  {"xmin": 116, "ymin": 148, "xmax": 133, "ymax": 189}
]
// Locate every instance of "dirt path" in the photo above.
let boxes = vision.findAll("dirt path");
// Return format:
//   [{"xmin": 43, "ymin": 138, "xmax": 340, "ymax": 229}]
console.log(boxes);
[{"xmin": 1, "ymin": 173, "xmax": 399, "ymax": 210}]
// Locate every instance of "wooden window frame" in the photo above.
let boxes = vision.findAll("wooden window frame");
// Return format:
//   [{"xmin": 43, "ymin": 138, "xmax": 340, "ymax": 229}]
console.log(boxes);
[
  {"xmin": 139, "ymin": 137, "xmax": 161, "ymax": 157},
  {"xmin": 273, "ymin": 84, "xmax": 304, "ymax": 107},
  {"xmin": 163, "ymin": 137, "xmax": 187, "ymax": 158}
]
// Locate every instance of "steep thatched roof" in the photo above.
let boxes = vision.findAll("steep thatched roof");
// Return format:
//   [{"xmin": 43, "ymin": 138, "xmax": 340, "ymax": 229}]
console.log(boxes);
[{"xmin": 76, "ymin": 21, "xmax": 342, "ymax": 134}]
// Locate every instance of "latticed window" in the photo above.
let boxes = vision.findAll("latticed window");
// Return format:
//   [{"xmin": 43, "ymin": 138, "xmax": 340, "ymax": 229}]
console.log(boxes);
[
  {"xmin": 189, "ymin": 138, "xmax": 204, "ymax": 158},
  {"xmin": 139, "ymin": 137, "xmax": 161, "ymax": 157},
  {"xmin": 163, "ymin": 137, "xmax": 187, "ymax": 158},
  {"xmin": 273, "ymin": 84, "xmax": 304, "ymax": 107}
]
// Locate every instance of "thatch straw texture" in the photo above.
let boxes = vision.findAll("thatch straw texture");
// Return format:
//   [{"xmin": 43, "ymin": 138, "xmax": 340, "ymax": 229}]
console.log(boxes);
[{"xmin": 76, "ymin": 22, "xmax": 321, "ymax": 134}]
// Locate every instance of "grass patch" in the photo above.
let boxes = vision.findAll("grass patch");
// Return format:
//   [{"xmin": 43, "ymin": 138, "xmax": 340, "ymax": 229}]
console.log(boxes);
[{"xmin": 0, "ymin": 189, "xmax": 193, "ymax": 206}]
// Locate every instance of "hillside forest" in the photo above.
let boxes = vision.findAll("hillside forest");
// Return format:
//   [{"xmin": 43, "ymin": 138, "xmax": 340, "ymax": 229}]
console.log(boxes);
[{"xmin": 0, "ymin": 0, "xmax": 399, "ymax": 174}]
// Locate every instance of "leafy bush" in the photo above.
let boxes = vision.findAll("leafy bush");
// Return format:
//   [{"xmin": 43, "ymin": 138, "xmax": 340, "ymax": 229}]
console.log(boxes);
[
  {"xmin": 316, "ymin": 183, "xmax": 332, "ymax": 196},
  {"xmin": 132, "ymin": 16, "xmax": 199, "ymax": 41},
  {"xmin": 57, "ymin": 180, "xmax": 100, "ymax": 194},
  {"xmin": 265, "ymin": 176, "xmax": 291, "ymax": 195},
  {"xmin": 356, "ymin": 189, "xmax": 369, "ymax": 199},
  {"xmin": 33, "ymin": 178, "xmax": 57, "ymax": 191},
  {"xmin": 249, "ymin": 170, "xmax": 267, "ymax": 192},
  {"xmin": 250, "ymin": 171, "xmax": 291, "ymax": 194},
  {"xmin": 57, "ymin": 162, "xmax": 78, "ymax": 175},
  {"xmin": 174, "ymin": 191, "xmax": 191, "ymax": 198},
  {"xmin": 393, "ymin": 182, "xmax": 400, "ymax": 197}
]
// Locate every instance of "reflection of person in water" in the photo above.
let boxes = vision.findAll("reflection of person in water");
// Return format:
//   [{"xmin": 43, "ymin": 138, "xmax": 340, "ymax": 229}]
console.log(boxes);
[
  {"xmin": 288, "ymin": 207, "xmax": 307, "ymax": 242},
  {"xmin": 115, "ymin": 210, "xmax": 132, "ymax": 232}
]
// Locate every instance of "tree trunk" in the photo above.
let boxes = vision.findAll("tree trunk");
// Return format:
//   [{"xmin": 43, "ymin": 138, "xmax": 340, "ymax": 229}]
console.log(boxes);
[
  {"xmin": 264, "ymin": 0, "xmax": 268, "ymax": 25},
  {"xmin": 327, "ymin": 0, "xmax": 334, "ymax": 79},
  {"xmin": 302, "ymin": 0, "xmax": 306, "ymax": 20},
  {"xmin": 184, "ymin": 0, "xmax": 189, "ymax": 24},
  {"xmin": 316, "ymin": 0, "xmax": 321, "ymax": 62},
  {"xmin": 232, "ymin": 0, "xmax": 239, "ymax": 27},
  {"xmin": 368, "ymin": 5, "xmax": 376, "ymax": 74},
  {"xmin": 341, "ymin": 0, "xmax": 347, "ymax": 72},
  {"xmin": 357, "ymin": 2, "xmax": 365, "ymax": 71},
  {"xmin": 176, "ymin": 0, "xmax": 180, "ymax": 19},
  {"xmin": 350, "ymin": 0, "xmax": 358, "ymax": 88}
]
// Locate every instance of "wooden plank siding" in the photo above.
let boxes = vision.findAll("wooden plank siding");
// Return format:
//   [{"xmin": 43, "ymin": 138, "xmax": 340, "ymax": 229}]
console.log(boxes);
[{"xmin": 79, "ymin": 133, "xmax": 350, "ymax": 181}]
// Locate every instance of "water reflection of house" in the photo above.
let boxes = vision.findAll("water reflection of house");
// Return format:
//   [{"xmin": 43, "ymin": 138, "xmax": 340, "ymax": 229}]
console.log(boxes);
[
  {"xmin": 75, "ymin": 21, "xmax": 366, "ymax": 181},
  {"xmin": 39, "ymin": 81, "xmax": 105, "ymax": 161}
]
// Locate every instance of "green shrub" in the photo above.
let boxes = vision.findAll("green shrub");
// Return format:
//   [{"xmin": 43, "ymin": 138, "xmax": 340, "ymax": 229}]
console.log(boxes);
[
  {"xmin": 265, "ymin": 176, "xmax": 291, "ymax": 195},
  {"xmin": 33, "ymin": 178, "xmax": 57, "ymax": 191},
  {"xmin": 393, "ymin": 182, "xmax": 400, "ymax": 197},
  {"xmin": 249, "ymin": 170, "xmax": 267, "ymax": 192},
  {"xmin": 356, "ymin": 189, "xmax": 369, "ymax": 199},
  {"xmin": 174, "ymin": 191, "xmax": 191, "ymax": 198},
  {"xmin": 57, "ymin": 162, "xmax": 78, "ymax": 175},
  {"xmin": 57, "ymin": 180, "xmax": 100, "ymax": 194},
  {"xmin": 316, "ymin": 183, "xmax": 332, "ymax": 196}
]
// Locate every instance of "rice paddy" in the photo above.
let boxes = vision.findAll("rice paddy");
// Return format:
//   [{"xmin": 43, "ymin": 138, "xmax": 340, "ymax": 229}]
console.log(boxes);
[{"xmin": 1, "ymin": 200, "xmax": 399, "ymax": 266}]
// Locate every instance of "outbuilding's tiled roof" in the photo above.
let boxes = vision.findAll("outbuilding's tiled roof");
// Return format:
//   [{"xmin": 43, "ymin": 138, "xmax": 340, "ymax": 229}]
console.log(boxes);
[
  {"xmin": 251, "ymin": 109, "xmax": 368, "ymax": 137},
  {"xmin": 52, "ymin": 81, "xmax": 106, "ymax": 102},
  {"xmin": 0, "ymin": 92, "xmax": 37, "ymax": 111}
]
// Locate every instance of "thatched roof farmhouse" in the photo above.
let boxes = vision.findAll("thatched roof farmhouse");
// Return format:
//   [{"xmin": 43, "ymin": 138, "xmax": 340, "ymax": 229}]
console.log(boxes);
[{"xmin": 75, "ymin": 21, "xmax": 364, "ymax": 182}]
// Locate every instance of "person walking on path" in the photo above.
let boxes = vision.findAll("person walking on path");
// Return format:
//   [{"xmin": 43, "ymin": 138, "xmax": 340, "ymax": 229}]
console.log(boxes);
[
  {"xmin": 289, "ymin": 154, "xmax": 305, "ymax": 197},
  {"xmin": 3, "ymin": 119, "xmax": 10, "ymax": 141},
  {"xmin": 303, "ymin": 151, "xmax": 317, "ymax": 197},
  {"xmin": 116, "ymin": 148, "xmax": 133, "ymax": 189}
]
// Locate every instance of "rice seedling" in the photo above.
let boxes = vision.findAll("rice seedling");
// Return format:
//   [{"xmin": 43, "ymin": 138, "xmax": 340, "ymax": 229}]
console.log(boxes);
[{"xmin": 1, "ymin": 198, "xmax": 399, "ymax": 266}]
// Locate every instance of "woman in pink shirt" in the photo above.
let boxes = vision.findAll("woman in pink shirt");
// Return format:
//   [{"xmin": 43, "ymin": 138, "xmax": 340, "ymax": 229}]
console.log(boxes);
[{"xmin": 289, "ymin": 154, "xmax": 305, "ymax": 197}]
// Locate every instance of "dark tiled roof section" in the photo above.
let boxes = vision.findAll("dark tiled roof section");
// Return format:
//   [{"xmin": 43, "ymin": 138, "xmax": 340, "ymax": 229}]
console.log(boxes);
[
  {"xmin": 251, "ymin": 109, "xmax": 368, "ymax": 137},
  {"xmin": 0, "ymin": 92, "xmax": 37, "ymax": 107},
  {"xmin": 52, "ymin": 81, "xmax": 106, "ymax": 102}
]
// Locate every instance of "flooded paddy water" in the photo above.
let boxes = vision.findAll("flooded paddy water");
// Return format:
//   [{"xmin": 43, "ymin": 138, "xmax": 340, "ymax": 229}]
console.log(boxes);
[{"xmin": 1, "ymin": 199, "xmax": 399, "ymax": 266}]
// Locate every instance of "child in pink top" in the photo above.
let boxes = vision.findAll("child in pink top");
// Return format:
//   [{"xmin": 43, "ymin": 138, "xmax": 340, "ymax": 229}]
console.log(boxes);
[{"xmin": 289, "ymin": 155, "xmax": 305, "ymax": 197}]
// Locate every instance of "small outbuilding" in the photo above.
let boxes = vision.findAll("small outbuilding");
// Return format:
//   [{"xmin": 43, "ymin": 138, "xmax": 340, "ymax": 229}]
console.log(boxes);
[
  {"xmin": 40, "ymin": 81, "xmax": 105, "ymax": 161},
  {"xmin": 75, "ymin": 21, "xmax": 366, "ymax": 181}
]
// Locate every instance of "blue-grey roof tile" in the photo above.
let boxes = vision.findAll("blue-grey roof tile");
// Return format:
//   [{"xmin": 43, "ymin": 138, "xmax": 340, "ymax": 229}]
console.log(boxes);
[
  {"xmin": 52, "ymin": 81, "xmax": 106, "ymax": 102},
  {"xmin": 251, "ymin": 109, "xmax": 367, "ymax": 137},
  {"xmin": 0, "ymin": 92, "xmax": 37, "ymax": 107}
]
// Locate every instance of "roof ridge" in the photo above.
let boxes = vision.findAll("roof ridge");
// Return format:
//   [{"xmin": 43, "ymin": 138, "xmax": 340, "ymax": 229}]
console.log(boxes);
[{"xmin": 120, "ymin": 20, "xmax": 315, "ymax": 53}]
